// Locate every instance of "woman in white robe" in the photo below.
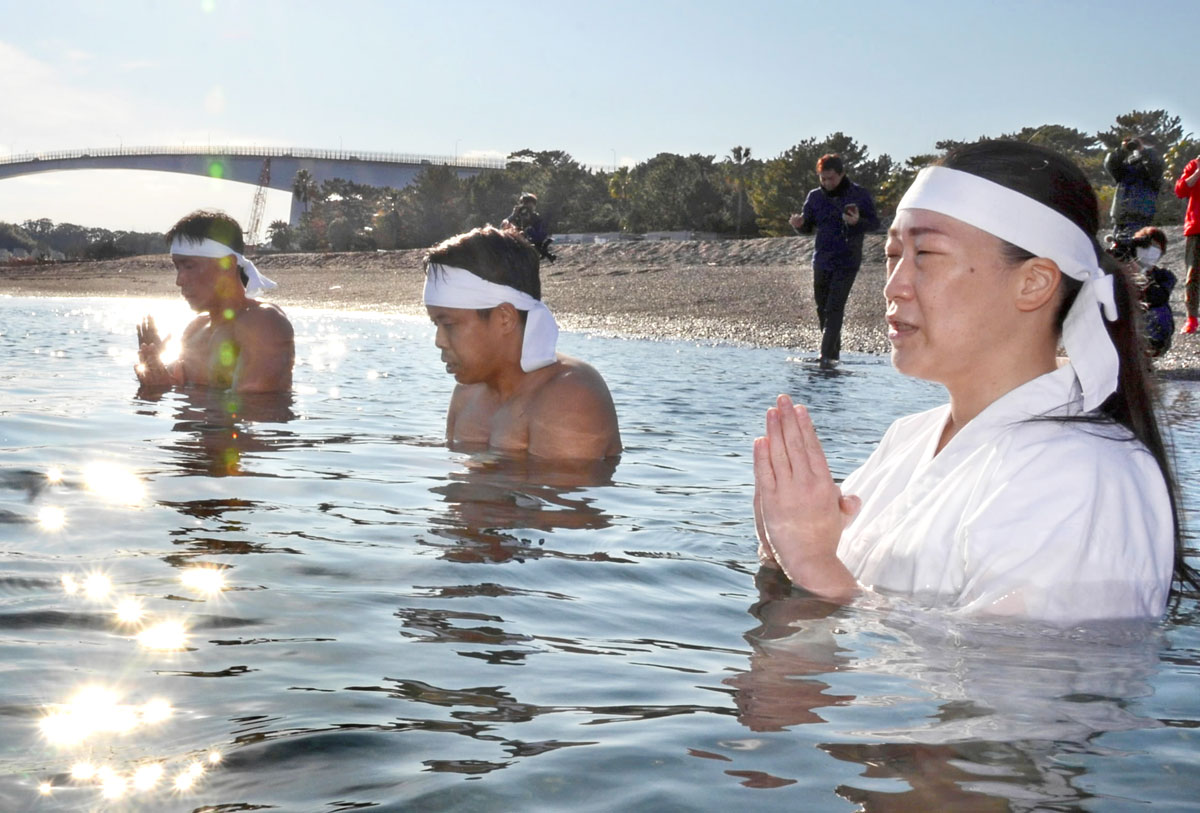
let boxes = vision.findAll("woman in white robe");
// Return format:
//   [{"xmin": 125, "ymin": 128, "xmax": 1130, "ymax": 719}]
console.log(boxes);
[{"xmin": 753, "ymin": 140, "xmax": 1194, "ymax": 624}]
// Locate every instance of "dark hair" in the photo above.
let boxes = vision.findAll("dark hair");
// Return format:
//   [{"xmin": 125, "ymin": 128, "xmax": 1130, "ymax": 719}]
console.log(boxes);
[
  {"xmin": 938, "ymin": 140, "xmax": 1196, "ymax": 595},
  {"xmin": 424, "ymin": 225, "xmax": 542, "ymax": 325},
  {"xmin": 519, "ymin": 192, "xmax": 538, "ymax": 205},
  {"xmin": 165, "ymin": 209, "xmax": 249, "ymax": 287},
  {"xmin": 1131, "ymin": 226, "xmax": 1168, "ymax": 254},
  {"xmin": 816, "ymin": 153, "xmax": 844, "ymax": 174}
]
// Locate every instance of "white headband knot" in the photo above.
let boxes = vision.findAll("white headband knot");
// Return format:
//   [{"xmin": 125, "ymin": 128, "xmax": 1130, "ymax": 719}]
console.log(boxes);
[
  {"xmin": 422, "ymin": 264, "xmax": 559, "ymax": 372},
  {"xmin": 897, "ymin": 166, "xmax": 1118, "ymax": 410},
  {"xmin": 169, "ymin": 236, "xmax": 278, "ymax": 298}
]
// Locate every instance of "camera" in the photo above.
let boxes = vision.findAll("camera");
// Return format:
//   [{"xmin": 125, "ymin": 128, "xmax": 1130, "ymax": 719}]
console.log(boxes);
[{"xmin": 1105, "ymin": 233, "xmax": 1145, "ymax": 263}]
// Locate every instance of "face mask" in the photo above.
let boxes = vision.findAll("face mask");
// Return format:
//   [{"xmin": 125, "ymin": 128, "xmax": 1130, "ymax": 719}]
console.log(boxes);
[{"xmin": 1136, "ymin": 246, "xmax": 1163, "ymax": 268}]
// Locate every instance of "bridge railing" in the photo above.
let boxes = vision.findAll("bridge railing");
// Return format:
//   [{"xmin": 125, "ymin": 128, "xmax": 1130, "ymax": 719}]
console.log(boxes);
[{"xmin": 0, "ymin": 145, "xmax": 507, "ymax": 170}]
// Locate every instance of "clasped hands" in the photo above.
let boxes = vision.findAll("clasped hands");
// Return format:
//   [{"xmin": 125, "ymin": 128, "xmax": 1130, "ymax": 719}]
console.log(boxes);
[{"xmin": 753, "ymin": 394, "xmax": 860, "ymax": 599}]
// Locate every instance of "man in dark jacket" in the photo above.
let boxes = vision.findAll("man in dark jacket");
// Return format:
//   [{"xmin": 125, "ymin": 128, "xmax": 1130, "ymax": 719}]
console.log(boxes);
[
  {"xmin": 788, "ymin": 153, "xmax": 879, "ymax": 368},
  {"xmin": 1105, "ymin": 136, "xmax": 1165, "ymax": 241}
]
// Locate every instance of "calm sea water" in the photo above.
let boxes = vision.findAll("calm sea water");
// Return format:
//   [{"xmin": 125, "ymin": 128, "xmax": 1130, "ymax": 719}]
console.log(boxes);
[{"xmin": 1, "ymin": 294, "xmax": 1198, "ymax": 812}]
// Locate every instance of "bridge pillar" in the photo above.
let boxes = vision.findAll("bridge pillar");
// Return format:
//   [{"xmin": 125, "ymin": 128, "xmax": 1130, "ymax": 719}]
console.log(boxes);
[{"xmin": 288, "ymin": 194, "xmax": 305, "ymax": 228}]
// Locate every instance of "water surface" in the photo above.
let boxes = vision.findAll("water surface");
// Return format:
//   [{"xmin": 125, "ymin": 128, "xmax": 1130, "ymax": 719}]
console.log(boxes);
[{"xmin": 1, "ymin": 295, "xmax": 1198, "ymax": 811}]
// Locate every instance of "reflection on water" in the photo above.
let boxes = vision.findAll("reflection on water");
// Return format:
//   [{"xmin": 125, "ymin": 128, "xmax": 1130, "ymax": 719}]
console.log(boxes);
[
  {"xmin": 726, "ymin": 570, "xmax": 1170, "ymax": 809},
  {"xmin": 427, "ymin": 452, "xmax": 618, "ymax": 564},
  {"xmin": 2, "ymin": 297, "xmax": 1199, "ymax": 810},
  {"xmin": 136, "ymin": 386, "xmax": 299, "ymax": 477}
]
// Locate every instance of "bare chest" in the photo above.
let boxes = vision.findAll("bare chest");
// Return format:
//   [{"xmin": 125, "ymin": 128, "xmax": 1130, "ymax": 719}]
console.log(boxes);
[
  {"xmin": 451, "ymin": 390, "xmax": 535, "ymax": 452},
  {"xmin": 179, "ymin": 320, "xmax": 239, "ymax": 387}
]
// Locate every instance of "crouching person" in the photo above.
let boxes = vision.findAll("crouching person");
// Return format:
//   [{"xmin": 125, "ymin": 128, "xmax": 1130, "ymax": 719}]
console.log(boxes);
[{"xmin": 423, "ymin": 225, "xmax": 621, "ymax": 460}]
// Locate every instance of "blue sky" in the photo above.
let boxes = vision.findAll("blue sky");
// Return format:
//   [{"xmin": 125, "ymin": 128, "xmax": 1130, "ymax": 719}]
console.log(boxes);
[{"xmin": 1, "ymin": 0, "xmax": 1196, "ymax": 233}]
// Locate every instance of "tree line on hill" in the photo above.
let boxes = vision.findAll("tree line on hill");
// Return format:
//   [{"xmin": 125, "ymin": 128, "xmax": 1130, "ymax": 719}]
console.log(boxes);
[
  {"xmin": 0, "ymin": 219, "xmax": 164, "ymax": 261},
  {"xmin": 2, "ymin": 108, "xmax": 1192, "ymax": 261},
  {"xmin": 270, "ymin": 108, "xmax": 1195, "ymax": 253}
]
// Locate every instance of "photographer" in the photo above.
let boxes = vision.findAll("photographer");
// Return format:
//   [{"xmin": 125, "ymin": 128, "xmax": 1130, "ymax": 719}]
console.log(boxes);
[
  {"xmin": 1104, "ymin": 136, "xmax": 1165, "ymax": 241},
  {"xmin": 1108, "ymin": 226, "xmax": 1176, "ymax": 357},
  {"xmin": 502, "ymin": 193, "xmax": 555, "ymax": 262}
]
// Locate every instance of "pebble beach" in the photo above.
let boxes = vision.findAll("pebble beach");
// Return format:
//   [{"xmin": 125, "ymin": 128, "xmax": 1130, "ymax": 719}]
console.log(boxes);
[{"xmin": 3, "ymin": 228, "xmax": 1198, "ymax": 378}]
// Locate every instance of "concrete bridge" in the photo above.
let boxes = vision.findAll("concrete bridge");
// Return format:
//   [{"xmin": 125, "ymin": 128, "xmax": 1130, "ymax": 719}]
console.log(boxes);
[{"xmin": 0, "ymin": 145, "xmax": 504, "ymax": 228}]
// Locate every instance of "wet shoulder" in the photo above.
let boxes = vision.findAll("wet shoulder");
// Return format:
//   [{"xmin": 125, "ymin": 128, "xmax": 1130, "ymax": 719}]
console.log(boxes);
[
  {"xmin": 530, "ymin": 355, "xmax": 619, "ymax": 426},
  {"xmin": 235, "ymin": 302, "xmax": 294, "ymax": 340},
  {"xmin": 538, "ymin": 355, "xmax": 614, "ymax": 400}
]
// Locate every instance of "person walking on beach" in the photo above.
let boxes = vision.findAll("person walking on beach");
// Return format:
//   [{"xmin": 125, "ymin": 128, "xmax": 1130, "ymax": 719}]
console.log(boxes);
[
  {"xmin": 788, "ymin": 154, "xmax": 879, "ymax": 369},
  {"xmin": 423, "ymin": 225, "xmax": 621, "ymax": 460},
  {"xmin": 1174, "ymin": 153, "xmax": 1200, "ymax": 333},
  {"xmin": 755, "ymin": 140, "xmax": 1194, "ymax": 624},
  {"xmin": 135, "ymin": 210, "xmax": 295, "ymax": 393}
]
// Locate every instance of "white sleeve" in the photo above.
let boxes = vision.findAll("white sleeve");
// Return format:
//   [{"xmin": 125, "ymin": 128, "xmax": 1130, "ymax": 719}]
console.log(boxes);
[{"xmin": 952, "ymin": 433, "xmax": 1173, "ymax": 624}]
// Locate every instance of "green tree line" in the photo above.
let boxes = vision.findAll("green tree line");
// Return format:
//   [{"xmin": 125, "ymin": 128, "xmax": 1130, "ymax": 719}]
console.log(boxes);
[
  {"xmin": 273, "ymin": 107, "xmax": 1194, "ymax": 253},
  {"xmin": 0, "ymin": 218, "xmax": 165, "ymax": 260},
  {"xmin": 5, "ymin": 107, "xmax": 1193, "ymax": 261}
]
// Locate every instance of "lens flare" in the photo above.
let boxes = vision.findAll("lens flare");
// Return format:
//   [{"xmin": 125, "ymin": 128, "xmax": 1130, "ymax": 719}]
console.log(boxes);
[
  {"xmin": 38, "ymin": 781, "xmax": 53, "ymax": 795},
  {"xmin": 46, "ymin": 467, "xmax": 63, "ymax": 484},
  {"xmin": 82, "ymin": 462, "xmax": 144, "ymax": 505},
  {"xmin": 180, "ymin": 567, "xmax": 226, "ymax": 595},
  {"xmin": 61, "ymin": 574, "xmax": 79, "ymax": 595},
  {"xmin": 137, "ymin": 619, "xmax": 189, "ymax": 651},
  {"xmin": 207, "ymin": 750, "xmax": 222, "ymax": 764}
]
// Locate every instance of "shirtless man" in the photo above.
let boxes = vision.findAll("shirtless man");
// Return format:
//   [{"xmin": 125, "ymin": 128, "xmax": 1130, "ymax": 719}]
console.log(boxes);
[
  {"xmin": 423, "ymin": 225, "xmax": 621, "ymax": 460},
  {"xmin": 135, "ymin": 210, "xmax": 294, "ymax": 393}
]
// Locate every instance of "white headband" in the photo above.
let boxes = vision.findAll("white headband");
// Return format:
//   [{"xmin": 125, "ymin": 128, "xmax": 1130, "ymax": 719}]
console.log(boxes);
[
  {"xmin": 897, "ymin": 166, "xmax": 1118, "ymax": 411},
  {"xmin": 169, "ymin": 236, "xmax": 278, "ymax": 298},
  {"xmin": 422, "ymin": 264, "xmax": 559, "ymax": 372}
]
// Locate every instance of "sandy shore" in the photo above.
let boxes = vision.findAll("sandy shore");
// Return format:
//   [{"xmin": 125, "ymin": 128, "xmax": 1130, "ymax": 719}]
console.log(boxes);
[{"xmin": 4, "ymin": 230, "xmax": 1199, "ymax": 377}]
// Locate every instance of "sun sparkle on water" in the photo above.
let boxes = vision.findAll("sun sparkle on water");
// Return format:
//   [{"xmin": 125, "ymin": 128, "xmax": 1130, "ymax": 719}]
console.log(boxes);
[
  {"xmin": 82, "ymin": 462, "xmax": 145, "ymax": 505},
  {"xmin": 100, "ymin": 771, "xmax": 127, "ymax": 799},
  {"xmin": 180, "ymin": 566, "xmax": 226, "ymax": 595},
  {"xmin": 70, "ymin": 761, "xmax": 96, "ymax": 780},
  {"xmin": 37, "ymin": 505, "xmax": 66, "ymax": 530},
  {"xmin": 114, "ymin": 596, "xmax": 144, "ymax": 624},
  {"xmin": 82, "ymin": 572, "xmax": 112, "ymax": 600},
  {"xmin": 137, "ymin": 619, "xmax": 189, "ymax": 650},
  {"xmin": 131, "ymin": 762, "xmax": 164, "ymax": 791},
  {"xmin": 40, "ymin": 686, "xmax": 177, "ymax": 752}
]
